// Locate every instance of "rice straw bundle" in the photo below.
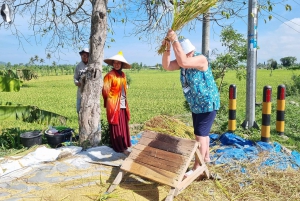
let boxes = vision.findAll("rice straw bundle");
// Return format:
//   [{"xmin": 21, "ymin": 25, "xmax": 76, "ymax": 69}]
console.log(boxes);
[
  {"xmin": 157, "ymin": 0, "xmax": 218, "ymax": 54},
  {"xmin": 143, "ymin": 115, "xmax": 194, "ymax": 139}
]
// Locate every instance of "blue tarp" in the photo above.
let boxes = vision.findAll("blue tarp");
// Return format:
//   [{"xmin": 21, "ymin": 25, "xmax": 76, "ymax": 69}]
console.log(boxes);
[
  {"xmin": 131, "ymin": 131, "xmax": 300, "ymax": 171},
  {"xmin": 210, "ymin": 132, "xmax": 300, "ymax": 170}
]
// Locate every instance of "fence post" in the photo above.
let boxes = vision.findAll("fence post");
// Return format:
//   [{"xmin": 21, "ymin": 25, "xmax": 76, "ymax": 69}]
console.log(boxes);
[
  {"xmin": 276, "ymin": 85, "xmax": 286, "ymax": 135},
  {"xmin": 228, "ymin": 84, "xmax": 237, "ymax": 132},
  {"xmin": 261, "ymin": 86, "xmax": 272, "ymax": 142}
]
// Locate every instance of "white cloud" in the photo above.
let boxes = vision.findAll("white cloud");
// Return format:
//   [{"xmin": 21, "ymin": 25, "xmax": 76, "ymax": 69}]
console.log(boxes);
[
  {"xmin": 258, "ymin": 18, "xmax": 300, "ymax": 63},
  {"xmin": 2, "ymin": 3, "xmax": 299, "ymax": 66}
]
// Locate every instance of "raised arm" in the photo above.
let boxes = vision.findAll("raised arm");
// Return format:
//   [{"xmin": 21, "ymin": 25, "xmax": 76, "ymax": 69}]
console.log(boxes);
[
  {"xmin": 167, "ymin": 29, "xmax": 208, "ymax": 71},
  {"xmin": 161, "ymin": 39, "xmax": 180, "ymax": 71}
]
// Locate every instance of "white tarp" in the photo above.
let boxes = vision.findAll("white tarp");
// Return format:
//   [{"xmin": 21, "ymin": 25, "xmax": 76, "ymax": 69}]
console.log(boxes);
[{"xmin": 0, "ymin": 145, "xmax": 126, "ymax": 180}]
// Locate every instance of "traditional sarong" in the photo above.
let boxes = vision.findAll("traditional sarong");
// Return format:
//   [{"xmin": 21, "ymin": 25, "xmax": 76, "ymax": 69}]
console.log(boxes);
[{"xmin": 109, "ymin": 109, "xmax": 131, "ymax": 152}]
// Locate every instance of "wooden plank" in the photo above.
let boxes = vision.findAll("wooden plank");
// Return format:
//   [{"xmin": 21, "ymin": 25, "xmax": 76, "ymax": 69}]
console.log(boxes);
[
  {"xmin": 176, "ymin": 142, "xmax": 200, "ymax": 182},
  {"xmin": 138, "ymin": 136, "xmax": 195, "ymax": 156},
  {"xmin": 165, "ymin": 188, "xmax": 176, "ymax": 201},
  {"xmin": 127, "ymin": 148, "xmax": 186, "ymax": 174},
  {"xmin": 142, "ymin": 131, "xmax": 196, "ymax": 148},
  {"xmin": 106, "ymin": 170, "xmax": 125, "ymax": 193},
  {"xmin": 195, "ymin": 148, "xmax": 209, "ymax": 178},
  {"xmin": 120, "ymin": 158, "xmax": 179, "ymax": 187},
  {"xmin": 176, "ymin": 165, "xmax": 207, "ymax": 195},
  {"xmin": 131, "ymin": 144, "xmax": 189, "ymax": 166}
]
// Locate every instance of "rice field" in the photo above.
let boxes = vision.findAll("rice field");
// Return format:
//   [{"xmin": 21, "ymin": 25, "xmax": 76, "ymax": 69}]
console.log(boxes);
[
  {"xmin": 1, "ymin": 68, "xmax": 300, "ymax": 200},
  {"xmin": 1, "ymin": 68, "xmax": 299, "ymax": 134}
]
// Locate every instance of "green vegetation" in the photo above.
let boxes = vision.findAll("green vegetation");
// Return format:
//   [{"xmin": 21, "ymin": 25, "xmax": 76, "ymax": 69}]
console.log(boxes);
[{"xmin": 1, "ymin": 69, "xmax": 300, "ymax": 155}]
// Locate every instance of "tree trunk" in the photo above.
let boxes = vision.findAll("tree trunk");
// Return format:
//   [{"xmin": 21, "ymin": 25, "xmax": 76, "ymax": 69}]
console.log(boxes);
[
  {"xmin": 202, "ymin": 11, "xmax": 210, "ymax": 58},
  {"xmin": 79, "ymin": 0, "xmax": 107, "ymax": 148}
]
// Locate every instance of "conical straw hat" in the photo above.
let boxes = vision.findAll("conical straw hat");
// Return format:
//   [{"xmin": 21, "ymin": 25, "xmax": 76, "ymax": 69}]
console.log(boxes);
[{"xmin": 104, "ymin": 51, "xmax": 131, "ymax": 69}]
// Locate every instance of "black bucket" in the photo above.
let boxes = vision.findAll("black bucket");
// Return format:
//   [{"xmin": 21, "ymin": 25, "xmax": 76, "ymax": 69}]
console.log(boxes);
[
  {"xmin": 20, "ymin": 131, "xmax": 42, "ymax": 148},
  {"xmin": 45, "ymin": 129, "xmax": 73, "ymax": 148}
]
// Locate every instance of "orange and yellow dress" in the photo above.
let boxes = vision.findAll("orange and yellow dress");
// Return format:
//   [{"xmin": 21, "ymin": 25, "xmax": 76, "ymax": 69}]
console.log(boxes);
[{"xmin": 102, "ymin": 69, "xmax": 131, "ymax": 152}]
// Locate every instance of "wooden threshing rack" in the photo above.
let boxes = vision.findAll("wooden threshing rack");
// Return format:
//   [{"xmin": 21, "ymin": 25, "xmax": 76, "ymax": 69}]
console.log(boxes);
[{"xmin": 107, "ymin": 131, "xmax": 209, "ymax": 201}]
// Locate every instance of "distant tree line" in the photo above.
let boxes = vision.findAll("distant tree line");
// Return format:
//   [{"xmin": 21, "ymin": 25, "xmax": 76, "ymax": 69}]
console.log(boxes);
[
  {"xmin": 0, "ymin": 62, "xmax": 76, "ymax": 77},
  {"xmin": 257, "ymin": 56, "xmax": 299, "ymax": 70}
]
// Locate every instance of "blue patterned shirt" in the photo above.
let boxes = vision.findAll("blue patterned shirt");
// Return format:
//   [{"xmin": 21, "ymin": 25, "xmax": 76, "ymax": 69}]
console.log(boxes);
[{"xmin": 180, "ymin": 52, "xmax": 220, "ymax": 113}]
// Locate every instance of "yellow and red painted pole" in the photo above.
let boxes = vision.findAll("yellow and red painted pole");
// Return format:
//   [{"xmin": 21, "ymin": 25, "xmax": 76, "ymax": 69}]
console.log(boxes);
[
  {"xmin": 228, "ymin": 84, "xmax": 237, "ymax": 132},
  {"xmin": 276, "ymin": 85, "xmax": 286, "ymax": 135},
  {"xmin": 261, "ymin": 86, "xmax": 272, "ymax": 142}
]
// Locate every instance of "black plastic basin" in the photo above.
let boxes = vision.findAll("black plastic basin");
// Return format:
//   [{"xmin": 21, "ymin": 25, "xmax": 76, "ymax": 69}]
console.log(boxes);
[
  {"xmin": 45, "ymin": 129, "xmax": 73, "ymax": 148},
  {"xmin": 20, "ymin": 131, "xmax": 42, "ymax": 148}
]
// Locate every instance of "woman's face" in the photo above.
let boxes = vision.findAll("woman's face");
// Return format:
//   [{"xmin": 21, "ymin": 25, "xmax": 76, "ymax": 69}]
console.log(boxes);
[{"xmin": 113, "ymin": 60, "xmax": 122, "ymax": 70}]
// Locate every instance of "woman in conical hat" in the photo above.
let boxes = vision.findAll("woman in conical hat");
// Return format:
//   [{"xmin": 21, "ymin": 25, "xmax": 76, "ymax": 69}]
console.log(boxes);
[{"xmin": 102, "ymin": 51, "xmax": 131, "ymax": 155}]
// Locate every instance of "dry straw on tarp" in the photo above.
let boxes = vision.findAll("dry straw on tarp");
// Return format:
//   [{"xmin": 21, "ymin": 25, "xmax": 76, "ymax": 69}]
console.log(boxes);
[{"xmin": 157, "ymin": 0, "xmax": 218, "ymax": 54}]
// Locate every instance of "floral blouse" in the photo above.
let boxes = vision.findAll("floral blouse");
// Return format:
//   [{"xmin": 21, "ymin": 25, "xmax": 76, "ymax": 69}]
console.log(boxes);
[
  {"xmin": 102, "ymin": 69, "xmax": 130, "ymax": 124},
  {"xmin": 180, "ymin": 52, "xmax": 220, "ymax": 113}
]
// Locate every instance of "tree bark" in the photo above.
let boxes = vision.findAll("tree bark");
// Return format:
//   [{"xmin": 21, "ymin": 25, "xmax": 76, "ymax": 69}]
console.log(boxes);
[{"xmin": 79, "ymin": 0, "xmax": 107, "ymax": 148}]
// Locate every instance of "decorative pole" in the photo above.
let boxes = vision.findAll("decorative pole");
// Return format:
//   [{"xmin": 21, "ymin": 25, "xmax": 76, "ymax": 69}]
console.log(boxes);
[
  {"xmin": 261, "ymin": 86, "xmax": 272, "ymax": 142},
  {"xmin": 228, "ymin": 84, "xmax": 237, "ymax": 132},
  {"xmin": 276, "ymin": 85, "xmax": 286, "ymax": 135}
]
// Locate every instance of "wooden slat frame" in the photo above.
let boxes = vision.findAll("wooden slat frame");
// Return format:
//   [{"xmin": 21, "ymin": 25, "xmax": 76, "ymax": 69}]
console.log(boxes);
[{"xmin": 106, "ymin": 131, "xmax": 209, "ymax": 201}]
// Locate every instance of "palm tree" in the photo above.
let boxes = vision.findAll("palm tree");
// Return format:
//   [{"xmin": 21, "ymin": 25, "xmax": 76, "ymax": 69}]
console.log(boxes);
[
  {"xmin": 52, "ymin": 61, "xmax": 57, "ymax": 75},
  {"xmin": 29, "ymin": 57, "xmax": 35, "ymax": 65},
  {"xmin": 34, "ymin": 55, "xmax": 39, "ymax": 62},
  {"xmin": 46, "ymin": 53, "xmax": 51, "ymax": 65},
  {"xmin": 39, "ymin": 58, "xmax": 45, "ymax": 66}
]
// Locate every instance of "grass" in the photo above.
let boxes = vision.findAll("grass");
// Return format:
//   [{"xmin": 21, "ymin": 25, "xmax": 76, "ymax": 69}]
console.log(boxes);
[
  {"xmin": 1, "ymin": 69, "xmax": 300, "ymax": 150},
  {"xmin": 1, "ymin": 68, "xmax": 300, "ymax": 200}
]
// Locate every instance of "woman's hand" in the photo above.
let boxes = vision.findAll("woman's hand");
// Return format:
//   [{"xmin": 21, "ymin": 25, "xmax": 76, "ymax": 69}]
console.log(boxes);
[
  {"xmin": 166, "ymin": 29, "xmax": 178, "ymax": 43},
  {"xmin": 162, "ymin": 39, "xmax": 171, "ymax": 51}
]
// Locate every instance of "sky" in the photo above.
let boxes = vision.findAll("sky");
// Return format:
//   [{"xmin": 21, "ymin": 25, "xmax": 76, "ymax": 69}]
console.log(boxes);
[{"xmin": 0, "ymin": 0, "xmax": 299, "ymax": 66}]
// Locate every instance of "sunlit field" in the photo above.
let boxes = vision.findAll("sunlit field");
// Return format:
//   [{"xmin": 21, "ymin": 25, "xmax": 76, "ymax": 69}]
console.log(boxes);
[
  {"xmin": 1, "ymin": 68, "xmax": 300, "ymax": 200},
  {"xmin": 1, "ymin": 68, "xmax": 300, "ymax": 147}
]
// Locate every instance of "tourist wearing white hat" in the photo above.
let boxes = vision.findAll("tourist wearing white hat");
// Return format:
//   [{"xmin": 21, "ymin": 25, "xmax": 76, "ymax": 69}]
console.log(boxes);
[
  {"xmin": 102, "ymin": 51, "xmax": 131, "ymax": 155},
  {"xmin": 74, "ymin": 48, "xmax": 89, "ymax": 113},
  {"xmin": 161, "ymin": 29, "xmax": 220, "ymax": 178}
]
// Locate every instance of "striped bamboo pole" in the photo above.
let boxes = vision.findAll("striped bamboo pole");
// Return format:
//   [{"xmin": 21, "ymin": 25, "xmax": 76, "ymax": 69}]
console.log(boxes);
[
  {"xmin": 261, "ymin": 86, "xmax": 272, "ymax": 142},
  {"xmin": 276, "ymin": 85, "xmax": 286, "ymax": 135},
  {"xmin": 228, "ymin": 84, "xmax": 237, "ymax": 132}
]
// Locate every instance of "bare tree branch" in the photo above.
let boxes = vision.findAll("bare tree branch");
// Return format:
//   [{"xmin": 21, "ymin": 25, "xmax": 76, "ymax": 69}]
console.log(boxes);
[{"xmin": 66, "ymin": 0, "xmax": 85, "ymax": 17}]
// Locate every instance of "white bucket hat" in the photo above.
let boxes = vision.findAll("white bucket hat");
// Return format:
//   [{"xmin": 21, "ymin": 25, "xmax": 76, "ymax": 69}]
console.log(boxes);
[
  {"xmin": 104, "ymin": 51, "xmax": 131, "ymax": 69},
  {"xmin": 1, "ymin": 4, "xmax": 12, "ymax": 23},
  {"xmin": 179, "ymin": 38, "xmax": 196, "ymax": 54},
  {"xmin": 79, "ymin": 48, "xmax": 89, "ymax": 55}
]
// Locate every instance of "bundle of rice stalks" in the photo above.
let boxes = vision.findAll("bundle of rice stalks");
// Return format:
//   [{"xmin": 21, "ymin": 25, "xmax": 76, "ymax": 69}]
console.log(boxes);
[
  {"xmin": 143, "ymin": 115, "xmax": 194, "ymax": 139},
  {"xmin": 157, "ymin": 0, "xmax": 218, "ymax": 54}
]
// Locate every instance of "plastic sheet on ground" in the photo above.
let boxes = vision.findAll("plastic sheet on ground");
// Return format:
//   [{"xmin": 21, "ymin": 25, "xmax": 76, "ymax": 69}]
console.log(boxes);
[
  {"xmin": 131, "ymin": 132, "xmax": 143, "ymax": 146},
  {"xmin": 210, "ymin": 132, "xmax": 300, "ymax": 171},
  {"xmin": 81, "ymin": 146, "xmax": 127, "ymax": 167},
  {"xmin": 0, "ymin": 145, "xmax": 127, "ymax": 180}
]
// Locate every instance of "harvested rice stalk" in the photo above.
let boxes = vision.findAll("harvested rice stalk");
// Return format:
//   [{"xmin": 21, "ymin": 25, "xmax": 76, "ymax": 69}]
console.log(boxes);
[
  {"xmin": 157, "ymin": 0, "xmax": 218, "ymax": 54},
  {"xmin": 143, "ymin": 115, "xmax": 194, "ymax": 139}
]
